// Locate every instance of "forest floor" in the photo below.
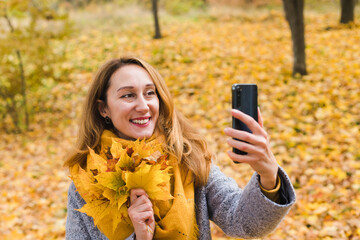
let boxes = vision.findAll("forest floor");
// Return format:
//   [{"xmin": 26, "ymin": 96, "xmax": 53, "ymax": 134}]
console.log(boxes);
[{"xmin": 0, "ymin": 2, "xmax": 359, "ymax": 240}]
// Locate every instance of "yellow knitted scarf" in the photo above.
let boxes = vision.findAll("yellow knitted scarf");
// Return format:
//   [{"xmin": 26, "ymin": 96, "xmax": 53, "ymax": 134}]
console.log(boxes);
[{"xmin": 88, "ymin": 130, "xmax": 198, "ymax": 239}]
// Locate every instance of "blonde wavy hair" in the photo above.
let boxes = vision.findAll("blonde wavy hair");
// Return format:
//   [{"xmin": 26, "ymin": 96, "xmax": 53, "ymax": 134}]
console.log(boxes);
[{"xmin": 64, "ymin": 57, "xmax": 212, "ymax": 187}]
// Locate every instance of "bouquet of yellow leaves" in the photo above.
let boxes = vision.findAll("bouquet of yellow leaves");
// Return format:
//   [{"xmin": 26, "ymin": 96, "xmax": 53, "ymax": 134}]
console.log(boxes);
[{"xmin": 70, "ymin": 136, "xmax": 174, "ymax": 239}]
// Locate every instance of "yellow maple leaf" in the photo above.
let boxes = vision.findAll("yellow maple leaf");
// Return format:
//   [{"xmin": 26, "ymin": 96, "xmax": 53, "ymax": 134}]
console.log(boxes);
[
  {"xmin": 70, "ymin": 164, "xmax": 103, "ymax": 202},
  {"xmin": 111, "ymin": 204, "xmax": 129, "ymax": 233},
  {"xmin": 97, "ymin": 171, "xmax": 128, "ymax": 210},
  {"xmin": 87, "ymin": 147, "xmax": 107, "ymax": 173},
  {"xmin": 78, "ymin": 199, "xmax": 111, "ymax": 226},
  {"xmin": 125, "ymin": 162, "xmax": 173, "ymax": 201},
  {"xmin": 96, "ymin": 171, "xmax": 125, "ymax": 191},
  {"xmin": 96, "ymin": 205, "xmax": 133, "ymax": 239},
  {"xmin": 103, "ymin": 188, "xmax": 128, "ymax": 210},
  {"xmin": 115, "ymin": 149, "xmax": 134, "ymax": 170},
  {"xmin": 110, "ymin": 139, "xmax": 123, "ymax": 159},
  {"xmin": 143, "ymin": 150, "xmax": 163, "ymax": 164},
  {"xmin": 134, "ymin": 139, "xmax": 163, "ymax": 160},
  {"xmin": 128, "ymin": 139, "xmax": 164, "ymax": 167},
  {"xmin": 79, "ymin": 199, "xmax": 129, "ymax": 236}
]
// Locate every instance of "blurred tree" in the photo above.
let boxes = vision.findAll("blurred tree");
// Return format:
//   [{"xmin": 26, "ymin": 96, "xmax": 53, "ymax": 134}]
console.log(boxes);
[
  {"xmin": 282, "ymin": 0, "xmax": 307, "ymax": 76},
  {"xmin": 152, "ymin": 0, "xmax": 162, "ymax": 39},
  {"xmin": 0, "ymin": 0, "xmax": 71, "ymax": 133},
  {"xmin": 340, "ymin": 0, "xmax": 355, "ymax": 23}
]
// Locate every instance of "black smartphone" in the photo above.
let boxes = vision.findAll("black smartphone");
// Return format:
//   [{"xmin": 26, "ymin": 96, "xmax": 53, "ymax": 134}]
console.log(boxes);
[{"xmin": 232, "ymin": 84, "xmax": 258, "ymax": 155}]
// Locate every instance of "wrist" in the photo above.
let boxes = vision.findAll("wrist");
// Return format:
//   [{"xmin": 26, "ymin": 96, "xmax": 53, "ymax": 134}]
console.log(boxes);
[
  {"xmin": 260, "ymin": 176, "xmax": 276, "ymax": 190},
  {"xmin": 259, "ymin": 169, "xmax": 278, "ymax": 190}
]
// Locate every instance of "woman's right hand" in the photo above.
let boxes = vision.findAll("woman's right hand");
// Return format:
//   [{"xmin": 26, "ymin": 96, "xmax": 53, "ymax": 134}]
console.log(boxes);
[{"xmin": 128, "ymin": 189, "xmax": 155, "ymax": 240}]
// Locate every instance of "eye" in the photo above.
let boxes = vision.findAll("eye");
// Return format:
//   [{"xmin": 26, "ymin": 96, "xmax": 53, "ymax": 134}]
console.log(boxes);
[
  {"xmin": 121, "ymin": 93, "xmax": 135, "ymax": 98},
  {"xmin": 146, "ymin": 90, "xmax": 156, "ymax": 96}
]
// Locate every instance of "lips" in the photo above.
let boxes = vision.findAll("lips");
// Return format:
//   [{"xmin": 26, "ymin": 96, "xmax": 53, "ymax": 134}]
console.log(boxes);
[{"xmin": 130, "ymin": 117, "xmax": 151, "ymax": 125}]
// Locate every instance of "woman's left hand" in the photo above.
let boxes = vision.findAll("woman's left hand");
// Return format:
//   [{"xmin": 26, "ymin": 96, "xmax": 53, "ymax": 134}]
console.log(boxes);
[
  {"xmin": 128, "ymin": 189, "xmax": 155, "ymax": 240},
  {"xmin": 224, "ymin": 108, "xmax": 279, "ymax": 190}
]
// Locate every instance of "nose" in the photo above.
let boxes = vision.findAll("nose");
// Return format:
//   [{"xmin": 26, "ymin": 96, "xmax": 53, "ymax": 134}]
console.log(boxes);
[{"xmin": 135, "ymin": 95, "xmax": 150, "ymax": 113}]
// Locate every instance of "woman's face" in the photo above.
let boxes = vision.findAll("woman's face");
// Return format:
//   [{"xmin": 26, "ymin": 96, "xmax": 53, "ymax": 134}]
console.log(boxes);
[{"xmin": 100, "ymin": 64, "xmax": 159, "ymax": 140}]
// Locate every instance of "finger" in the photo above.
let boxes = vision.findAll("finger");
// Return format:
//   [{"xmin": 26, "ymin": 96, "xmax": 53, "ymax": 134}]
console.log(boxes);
[
  {"xmin": 227, "ymin": 138, "xmax": 263, "ymax": 155},
  {"xmin": 224, "ymin": 128, "xmax": 267, "ymax": 148},
  {"xmin": 145, "ymin": 211, "xmax": 155, "ymax": 226},
  {"xmin": 129, "ymin": 209, "xmax": 154, "ymax": 224},
  {"xmin": 129, "ymin": 195, "xmax": 153, "ymax": 210},
  {"xmin": 224, "ymin": 127, "xmax": 253, "ymax": 142},
  {"xmin": 129, "ymin": 199, "xmax": 153, "ymax": 213},
  {"xmin": 146, "ymin": 215, "xmax": 155, "ymax": 225},
  {"xmin": 138, "ymin": 210, "xmax": 154, "ymax": 221},
  {"xmin": 128, "ymin": 198, "xmax": 154, "ymax": 219},
  {"xmin": 130, "ymin": 188, "xmax": 148, "ymax": 198},
  {"xmin": 130, "ymin": 189, "xmax": 148, "ymax": 204},
  {"xmin": 231, "ymin": 109, "xmax": 266, "ymax": 136},
  {"xmin": 257, "ymin": 107, "xmax": 264, "ymax": 128},
  {"xmin": 227, "ymin": 150, "xmax": 256, "ymax": 164}
]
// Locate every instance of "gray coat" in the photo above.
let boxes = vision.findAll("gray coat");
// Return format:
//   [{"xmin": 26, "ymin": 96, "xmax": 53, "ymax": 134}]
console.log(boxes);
[{"xmin": 66, "ymin": 165, "xmax": 296, "ymax": 239}]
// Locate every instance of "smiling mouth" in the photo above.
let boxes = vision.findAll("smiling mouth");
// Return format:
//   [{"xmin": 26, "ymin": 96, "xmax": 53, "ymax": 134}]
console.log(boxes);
[{"xmin": 130, "ymin": 117, "xmax": 151, "ymax": 125}]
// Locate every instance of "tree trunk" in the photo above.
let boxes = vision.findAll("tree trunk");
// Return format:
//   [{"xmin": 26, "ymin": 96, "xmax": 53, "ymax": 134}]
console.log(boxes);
[
  {"xmin": 152, "ymin": 0, "xmax": 162, "ymax": 39},
  {"xmin": 340, "ymin": 0, "xmax": 355, "ymax": 23},
  {"xmin": 16, "ymin": 49, "xmax": 29, "ymax": 130},
  {"xmin": 4, "ymin": 9, "xmax": 29, "ymax": 131},
  {"xmin": 282, "ymin": 0, "xmax": 307, "ymax": 76}
]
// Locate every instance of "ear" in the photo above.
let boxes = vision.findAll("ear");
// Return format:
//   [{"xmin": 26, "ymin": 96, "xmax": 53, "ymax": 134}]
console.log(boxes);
[{"xmin": 97, "ymin": 100, "xmax": 108, "ymax": 118}]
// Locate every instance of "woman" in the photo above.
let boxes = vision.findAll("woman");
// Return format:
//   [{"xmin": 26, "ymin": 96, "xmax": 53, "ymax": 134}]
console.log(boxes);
[{"xmin": 65, "ymin": 57, "xmax": 295, "ymax": 240}]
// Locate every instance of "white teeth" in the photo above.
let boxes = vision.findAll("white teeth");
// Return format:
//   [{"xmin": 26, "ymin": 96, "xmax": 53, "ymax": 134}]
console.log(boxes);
[{"xmin": 132, "ymin": 118, "xmax": 150, "ymax": 125}]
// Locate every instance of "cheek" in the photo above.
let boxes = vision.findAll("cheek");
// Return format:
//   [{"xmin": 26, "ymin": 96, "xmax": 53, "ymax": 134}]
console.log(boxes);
[
  {"xmin": 108, "ymin": 101, "xmax": 130, "ymax": 119},
  {"xmin": 153, "ymin": 99, "xmax": 160, "ymax": 117}
]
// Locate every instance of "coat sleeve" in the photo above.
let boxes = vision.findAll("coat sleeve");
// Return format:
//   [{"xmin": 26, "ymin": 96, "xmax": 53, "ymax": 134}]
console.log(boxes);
[
  {"xmin": 205, "ymin": 165, "xmax": 296, "ymax": 239},
  {"xmin": 65, "ymin": 182, "xmax": 135, "ymax": 240}
]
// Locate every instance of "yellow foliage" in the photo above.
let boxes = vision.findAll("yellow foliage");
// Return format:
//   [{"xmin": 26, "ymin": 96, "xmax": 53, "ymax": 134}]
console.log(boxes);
[
  {"xmin": 87, "ymin": 147, "xmax": 107, "ymax": 172},
  {"xmin": 70, "ymin": 138, "xmax": 173, "ymax": 239},
  {"xmin": 125, "ymin": 162, "xmax": 173, "ymax": 201}
]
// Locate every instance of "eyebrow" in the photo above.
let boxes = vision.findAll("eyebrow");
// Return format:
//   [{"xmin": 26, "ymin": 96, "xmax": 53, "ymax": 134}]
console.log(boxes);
[{"xmin": 117, "ymin": 84, "xmax": 155, "ymax": 92}]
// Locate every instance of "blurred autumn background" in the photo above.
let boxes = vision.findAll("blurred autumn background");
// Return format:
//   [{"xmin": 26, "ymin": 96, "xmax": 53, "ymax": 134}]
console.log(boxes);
[{"xmin": 1, "ymin": 0, "xmax": 359, "ymax": 239}]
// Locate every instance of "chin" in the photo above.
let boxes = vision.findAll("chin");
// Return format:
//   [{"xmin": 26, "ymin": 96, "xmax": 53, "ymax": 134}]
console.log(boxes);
[
  {"xmin": 139, "ymin": 133, "xmax": 153, "ymax": 140},
  {"xmin": 131, "ymin": 131, "xmax": 154, "ymax": 140}
]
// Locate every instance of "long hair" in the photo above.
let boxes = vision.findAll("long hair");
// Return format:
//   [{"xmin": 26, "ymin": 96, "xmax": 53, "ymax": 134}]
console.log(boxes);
[{"xmin": 64, "ymin": 57, "xmax": 212, "ymax": 187}]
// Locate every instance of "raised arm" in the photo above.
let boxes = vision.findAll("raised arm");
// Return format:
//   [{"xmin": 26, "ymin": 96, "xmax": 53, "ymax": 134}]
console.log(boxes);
[{"xmin": 205, "ymin": 165, "xmax": 295, "ymax": 238}]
